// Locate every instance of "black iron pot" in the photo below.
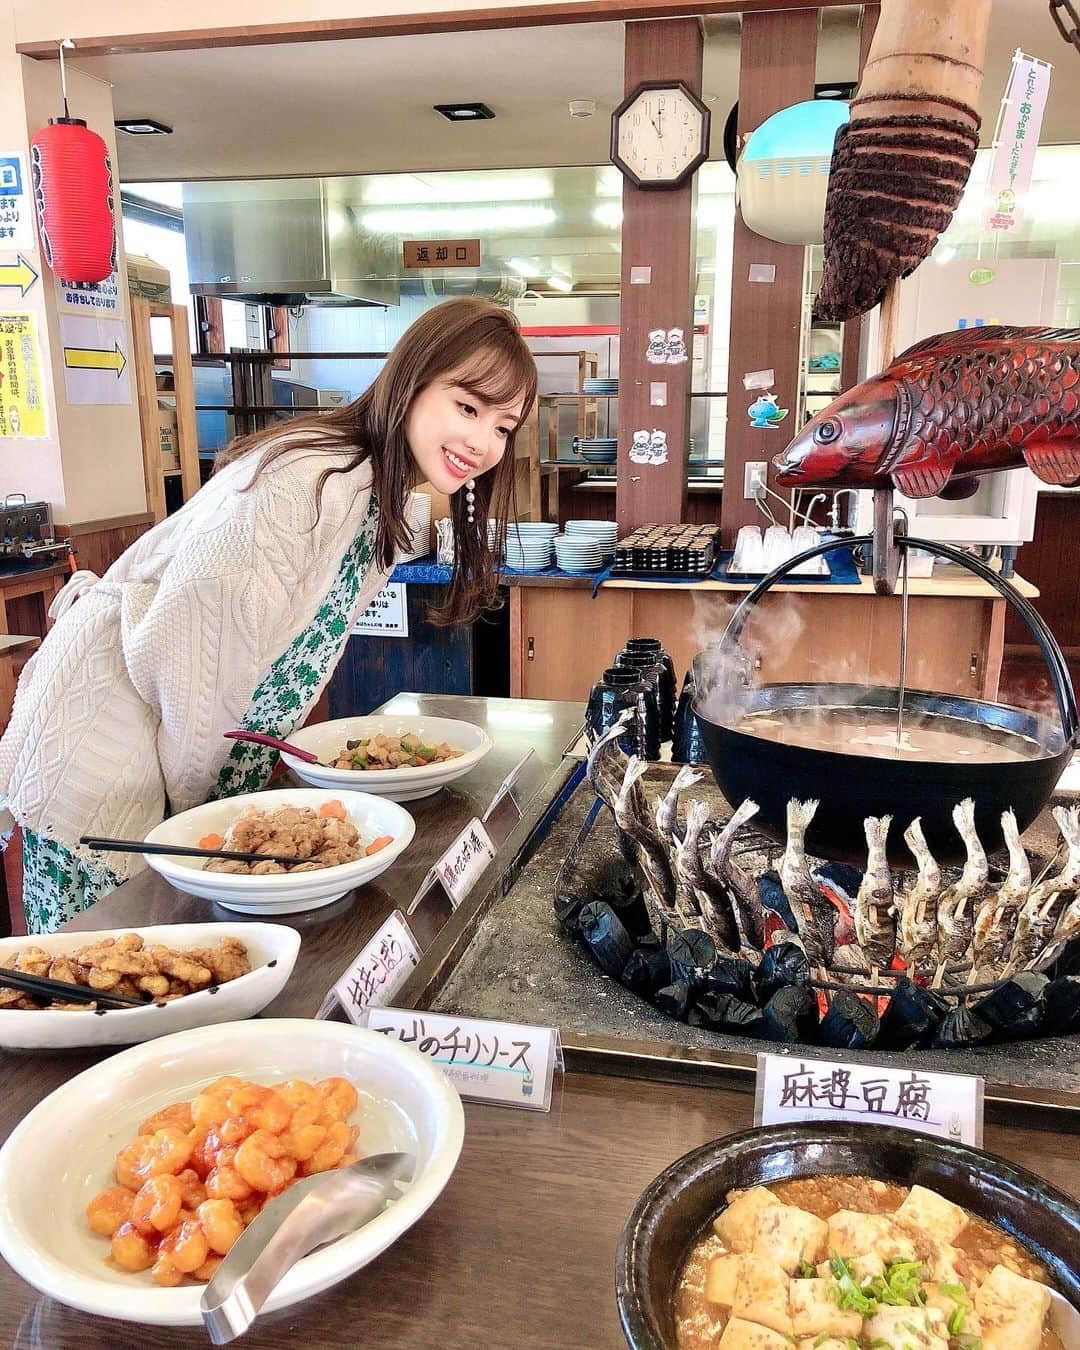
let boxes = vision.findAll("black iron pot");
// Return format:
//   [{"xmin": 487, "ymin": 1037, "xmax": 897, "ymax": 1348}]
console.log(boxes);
[
  {"xmin": 693, "ymin": 534, "xmax": 1079, "ymax": 865},
  {"xmin": 615, "ymin": 1122, "xmax": 1080, "ymax": 1350}
]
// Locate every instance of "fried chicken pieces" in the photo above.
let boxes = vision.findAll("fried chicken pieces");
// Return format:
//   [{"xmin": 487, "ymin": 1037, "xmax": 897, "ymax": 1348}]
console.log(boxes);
[
  {"xmin": 0, "ymin": 934, "xmax": 252, "ymax": 1010},
  {"xmin": 203, "ymin": 803, "xmax": 365, "ymax": 875}
]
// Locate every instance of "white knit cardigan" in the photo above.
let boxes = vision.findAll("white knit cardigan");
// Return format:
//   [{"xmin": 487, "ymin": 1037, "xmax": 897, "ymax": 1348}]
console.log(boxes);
[{"xmin": 0, "ymin": 440, "xmax": 389, "ymax": 881}]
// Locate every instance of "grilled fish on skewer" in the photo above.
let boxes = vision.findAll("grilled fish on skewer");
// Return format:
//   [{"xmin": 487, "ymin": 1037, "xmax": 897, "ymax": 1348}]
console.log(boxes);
[
  {"xmin": 653, "ymin": 765, "xmax": 704, "ymax": 847},
  {"xmin": 613, "ymin": 757, "xmax": 680, "ymax": 931},
  {"xmin": 898, "ymin": 818, "xmax": 943, "ymax": 975},
  {"xmin": 676, "ymin": 799, "xmax": 739, "ymax": 948},
  {"xmin": 972, "ymin": 809, "xmax": 1030, "ymax": 979},
  {"xmin": 705, "ymin": 799, "xmax": 765, "ymax": 950},
  {"xmin": 854, "ymin": 815, "xmax": 896, "ymax": 970},
  {"xmin": 780, "ymin": 799, "xmax": 835, "ymax": 970},
  {"xmin": 585, "ymin": 712, "xmax": 634, "ymax": 809},
  {"xmin": 934, "ymin": 799, "xmax": 988, "ymax": 973},
  {"xmin": 1006, "ymin": 806, "xmax": 1080, "ymax": 974}
]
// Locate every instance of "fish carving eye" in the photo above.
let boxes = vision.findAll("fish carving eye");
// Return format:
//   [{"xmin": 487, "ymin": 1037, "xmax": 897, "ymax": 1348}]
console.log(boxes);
[{"xmin": 814, "ymin": 418, "xmax": 841, "ymax": 445}]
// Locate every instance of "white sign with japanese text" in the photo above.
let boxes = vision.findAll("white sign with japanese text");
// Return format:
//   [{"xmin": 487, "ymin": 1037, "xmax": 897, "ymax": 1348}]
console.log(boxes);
[
  {"xmin": 352, "ymin": 582, "xmax": 408, "ymax": 637},
  {"xmin": 367, "ymin": 1008, "xmax": 561, "ymax": 1111},
  {"xmin": 433, "ymin": 817, "xmax": 495, "ymax": 908},
  {"xmin": 0, "ymin": 153, "xmax": 34, "ymax": 250},
  {"xmin": 318, "ymin": 910, "xmax": 422, "ymax": 1026},
  {"xmin": 56, "ymin": 270, "xmax": 122, "ymax": 315},
  {"xmin": 983, "ymin": 51, "xmax": 1052, "ymax": 233},
  {"xmin": 755, "ymin": 1053, "xmax": 983, "ymax": 1146}
]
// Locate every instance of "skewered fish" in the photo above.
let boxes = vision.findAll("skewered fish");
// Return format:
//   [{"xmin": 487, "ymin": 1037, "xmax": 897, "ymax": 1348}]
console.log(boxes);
[
  {"xmin": 971, "ymin": 809, "xmax": 1030, "ymax": 979},
  {"xmin": 705, "ymin": 799, "xmax": 765, "ymax": 950},
  {"xmin": 1006, "ymin": 806, "xmax": 1080, "ymax": 974},
  {"xmin": 779, "ymin": 799, "xmax": 836, "ymax": 971},
  {"xmin": 577, "ymin": 727, "xmax": 1078, "ymax": 1052},
  {"xmin": 675, "ymin": 799, "xmax": 740, "ymax": 950},
  {"xmin": 854, "ymin": 815, "xmax": 896, "ymax": 970},
  {"xmin": 934, "ymin": 799, "xmax": 988, "ymax": 975}
]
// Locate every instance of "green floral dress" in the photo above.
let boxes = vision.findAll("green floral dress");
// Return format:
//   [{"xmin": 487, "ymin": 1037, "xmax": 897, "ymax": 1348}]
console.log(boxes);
[{"xmin": 18, "ymin": 495, "xmax": 380, "ymax": 935}]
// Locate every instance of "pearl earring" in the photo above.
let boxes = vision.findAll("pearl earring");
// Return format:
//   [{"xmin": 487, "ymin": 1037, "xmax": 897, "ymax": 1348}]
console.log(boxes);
[{"xmin": 465, "ymin": 478, "xmax": 476, "ymax": 524}]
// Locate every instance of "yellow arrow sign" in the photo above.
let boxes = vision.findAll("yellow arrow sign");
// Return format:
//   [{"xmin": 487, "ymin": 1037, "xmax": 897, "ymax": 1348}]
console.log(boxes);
[
  {"xmin": 63, "ymin": 341, "xmax": 127, "ymax": 378},
  {"xmin": 0, "ymin": 254, "xmax": 39, "ymax": 296}
]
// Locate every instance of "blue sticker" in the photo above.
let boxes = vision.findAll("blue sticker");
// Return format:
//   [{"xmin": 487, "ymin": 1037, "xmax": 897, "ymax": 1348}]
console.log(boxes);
[{"xmin": 748, "ymin": 393, "xmax": 789, "ymax": 429}]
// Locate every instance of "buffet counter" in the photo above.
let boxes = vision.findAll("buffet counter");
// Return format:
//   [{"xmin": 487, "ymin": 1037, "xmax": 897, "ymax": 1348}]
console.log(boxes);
[{"xmin": 0, "ymin": 694, "xmax": 1075, "ymax": 1349}]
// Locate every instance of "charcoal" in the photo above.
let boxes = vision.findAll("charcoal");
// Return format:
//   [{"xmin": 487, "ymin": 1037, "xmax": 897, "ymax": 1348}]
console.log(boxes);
[
  {"xmin": 1040, "ymin": 975, "xmax": 1080, "ymax": 1036},
  {"xmin": 974, "ymin": 972, "xmax": 1048, "ymax": 1040},
  {"xmin": 877, "ymin": 977, "xmax": 948, "ymax": 1050},
  {"xmin": 654, "ymin": 978, "xmax": 692, "ymax": 1020},
  {"xmin": 754, "ymin": 942, "xmax": 811, "ymax": 1005},
  {"xmin": 927, "ymin": 1006, "xmax": 993, "ymax": 1049},
  {"xmin": 621, "ymin": 946, "xmax": 672, "ymax": 1000},
  {"xmin": 667, "ymin": 928, "xmax": 718, "ymax": 987},
  {"xmin": 700, "ymin": 956, "xmax": 756, "ymax": 1003},
  {"xmin": 819, "ymin": 990, "xmax": 880, "ymax": 1049},
  {"xmin": 688, "ymin": 992, "xmax": 767, "ymax": 1037},
  {"xmin": 578, "ymin": 901, "xmax": 635, "ymax": 980},
  {"xmin": 759, "ymin": 985, "xmax": 820, "ymax": 1044}
]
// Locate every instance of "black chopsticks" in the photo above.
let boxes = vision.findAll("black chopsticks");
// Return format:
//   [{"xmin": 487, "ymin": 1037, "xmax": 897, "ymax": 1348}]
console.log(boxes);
[
  {"xmin": 0, "ymin": 967, "xmax": 150, "ymax": 1010},
  {"xmin": 79, "ymin": 836, "xmax": 307, "ymax": 868}
]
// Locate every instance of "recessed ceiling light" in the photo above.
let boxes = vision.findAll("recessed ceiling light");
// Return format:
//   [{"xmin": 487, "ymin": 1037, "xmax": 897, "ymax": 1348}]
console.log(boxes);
[
  {"xmin": 115, "ymin": 117, "xmax": 173, "ymax": 135},
  {"xmin": 433, "ymin": 103, "xmax": 495, "ymax": 122}
]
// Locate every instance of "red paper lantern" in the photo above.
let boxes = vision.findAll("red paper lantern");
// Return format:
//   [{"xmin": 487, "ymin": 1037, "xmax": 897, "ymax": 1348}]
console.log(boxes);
[{"xmin": 30, "ymin": 118, "xmax": 116, "ymax": 283}]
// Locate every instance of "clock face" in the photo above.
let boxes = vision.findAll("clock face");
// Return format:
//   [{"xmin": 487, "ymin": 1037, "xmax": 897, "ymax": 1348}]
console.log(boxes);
[{"xmin": 612, "ymin": 83, "xmax": 709, "ymax": 188}]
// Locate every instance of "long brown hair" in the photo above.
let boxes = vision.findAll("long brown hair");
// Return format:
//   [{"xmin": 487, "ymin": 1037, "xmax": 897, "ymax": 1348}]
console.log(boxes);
[{"xmin": 216, "ymin": 297, "xmax": 537, "ymax": 624}]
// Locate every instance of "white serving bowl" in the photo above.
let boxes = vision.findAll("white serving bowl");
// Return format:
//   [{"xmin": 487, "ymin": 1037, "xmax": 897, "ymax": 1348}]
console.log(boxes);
[
  {"xmin": 0, "ymin": 1018, "xmax": 464, "ymax": 1327},
  {"xmin": 0, "ymin": 922, "xmax": 299, "ymax": 1049},
  {"xmin": 143, "ymin": 788, "xmax": 414, "ymax": 915},
  {"xmin": 280, "ymin": 715, "xmax": 493, "ymax": 802}
]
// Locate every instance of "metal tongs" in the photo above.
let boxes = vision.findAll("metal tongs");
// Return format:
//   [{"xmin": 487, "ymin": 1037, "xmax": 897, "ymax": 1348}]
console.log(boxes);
[{"xmin": 200, "ymin": 1151, "xmax": 415, "ymax": 1344}]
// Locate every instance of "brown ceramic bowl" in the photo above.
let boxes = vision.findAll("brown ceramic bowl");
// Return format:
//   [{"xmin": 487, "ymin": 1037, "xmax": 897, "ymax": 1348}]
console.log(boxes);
[{"xmin": 615, "ymin": 1122, "xmax": 1080, "ymax": 1350}]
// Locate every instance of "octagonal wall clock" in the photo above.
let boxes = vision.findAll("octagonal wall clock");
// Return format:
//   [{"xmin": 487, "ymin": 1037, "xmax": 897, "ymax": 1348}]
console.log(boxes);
[{"xmin": 610, "ymin": 80, "xmax": 712, "ymax": 190}]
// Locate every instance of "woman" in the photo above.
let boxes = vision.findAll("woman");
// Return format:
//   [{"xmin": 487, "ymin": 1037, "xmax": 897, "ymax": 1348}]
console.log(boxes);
[{"xmin": 0, "ymin": 298, "xmax": 537, "ymax": 933}]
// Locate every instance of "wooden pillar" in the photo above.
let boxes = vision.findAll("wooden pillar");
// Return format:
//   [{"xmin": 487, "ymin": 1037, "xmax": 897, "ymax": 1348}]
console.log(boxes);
[
  {"xmin": 839, "ymin": 2, "xmax": 881, "ymax": 393},
  {"xmin": 720, "ymin": 9, "xmax": 818, "ymax": 543},
  {"xmin": 615, "ymin": 18, "xmax": 703, "ymax": 531}
]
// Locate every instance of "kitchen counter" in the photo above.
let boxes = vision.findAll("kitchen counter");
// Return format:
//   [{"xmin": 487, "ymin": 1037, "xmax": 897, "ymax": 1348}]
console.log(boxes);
[{"xmin": 0, "ymin": 694, "xmax": 1076, "ymax": 1349}]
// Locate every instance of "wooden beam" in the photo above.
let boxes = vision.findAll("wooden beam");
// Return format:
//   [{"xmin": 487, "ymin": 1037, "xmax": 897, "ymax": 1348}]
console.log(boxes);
[
  {"xmin": 839, "ymin": 2, "xmax": 881, "ymax": 394},
  {"xmin": 17, "ymin": 0, "xmax": 855, "ymax": 59},
  {"xmin": 719, "ymin": 7, "xmax": 818, "ymax": 544},
  {"xmin": 615, "ymin": 17, "xmax": 701, "ymax": 531}
]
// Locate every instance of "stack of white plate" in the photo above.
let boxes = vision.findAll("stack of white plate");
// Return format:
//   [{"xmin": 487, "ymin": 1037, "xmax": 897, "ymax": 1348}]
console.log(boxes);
[
  {"xmin": 565, "ymin": 519, "xmax": 618, "ymax": 562},
  {"xmin": 504, "ymin": 520, "xmax": 557, "ymax": 571},
  {"xmin": 394, "ymin": 492, "xmax": 433, "ymax": 563},
  {"xmin": 554, "ymin": 532, "xmax": 605, "ymax": 573}
]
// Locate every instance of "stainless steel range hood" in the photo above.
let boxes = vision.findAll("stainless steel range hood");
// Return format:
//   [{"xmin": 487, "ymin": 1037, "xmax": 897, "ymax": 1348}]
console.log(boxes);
[{"xmin": 183, "ymin": 178, "xmax": 400, "ymax": 307}]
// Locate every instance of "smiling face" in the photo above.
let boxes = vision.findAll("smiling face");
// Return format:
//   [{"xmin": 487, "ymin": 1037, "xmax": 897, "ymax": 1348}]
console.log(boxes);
[{"xmin": 404, "ymin": 365, "xmax": 526, "ymax": 495}]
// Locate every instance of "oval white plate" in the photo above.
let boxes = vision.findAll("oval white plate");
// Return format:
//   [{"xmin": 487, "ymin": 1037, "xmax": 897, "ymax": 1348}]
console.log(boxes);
[
  {"xmin": 0, "ymin": 1019, "xmax": 464, "ymax": 1327},
  {"xmin": 280, "ymin": 715, "xmax": 493, "ymax": 802},
  {"xmin": 143, "ymin": 789, "xmax": 415, "ymax": 915},
  {"xmin": 0, "ymin": 922, "xmax": 299, "ymax": 1049}
]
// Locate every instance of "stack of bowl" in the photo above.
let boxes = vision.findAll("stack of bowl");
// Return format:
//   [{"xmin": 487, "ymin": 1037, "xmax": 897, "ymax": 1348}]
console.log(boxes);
[
  {"xmin": 574, "ymin": 437, "xmax": 618, "ymax": 465},
  {"xmin": 504, "ymin": 520, "xmax": 557, "ymax": 571},
  {"xmin": 565, "ymin": 519, "xmax": 617, "ymax": 563}
]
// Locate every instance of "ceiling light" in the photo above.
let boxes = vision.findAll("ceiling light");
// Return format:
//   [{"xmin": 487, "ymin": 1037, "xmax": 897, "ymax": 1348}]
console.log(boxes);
[
  {"xmin": 362, "ymin": 173, "xmax": 553, "ymax": 205},
  {"xmin": 547, "ymin": 273, "xmax": 573, "ymax": 293},
  {"xmin": 433, "ymin": 102, "xmax": 495, "ymax": 122},
  {"xmin": 508, "ymin": 257, "xmax": 536, "ymax": 277},
  {"xmin": 114, "ymin": 117, "xmax": 173, "ymax": 135},
  {"xmin": 568, "ymin": 99, "xmax": 596, "ymax": 118},
  {"xmin": 593, "ymin": 203, "xmax": 622, "ymax": 229}
]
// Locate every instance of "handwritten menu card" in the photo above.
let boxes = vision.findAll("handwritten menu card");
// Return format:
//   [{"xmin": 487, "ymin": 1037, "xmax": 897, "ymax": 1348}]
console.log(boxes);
[{"xmin": 754, "ymin": 1053, "xmax": 983, "ymax": 1146}]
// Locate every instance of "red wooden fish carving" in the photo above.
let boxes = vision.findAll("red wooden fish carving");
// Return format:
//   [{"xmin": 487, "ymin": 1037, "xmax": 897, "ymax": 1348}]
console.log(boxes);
[{"xmin": 773, "ymin": 326, "xmax": 1080, "ymax": 498}]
